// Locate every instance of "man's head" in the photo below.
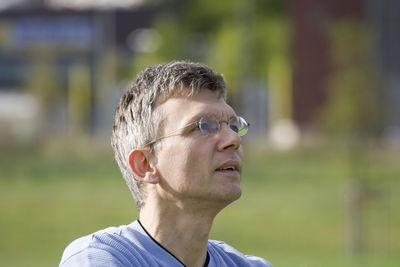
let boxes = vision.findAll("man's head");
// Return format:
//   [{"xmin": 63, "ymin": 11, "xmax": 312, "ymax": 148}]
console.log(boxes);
[{"xmin": 111, "ymin": 61, "xmax": 229, "ymax": 209}]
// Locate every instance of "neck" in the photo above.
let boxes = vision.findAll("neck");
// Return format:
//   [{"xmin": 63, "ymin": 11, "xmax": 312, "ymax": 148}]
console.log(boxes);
[{"xmin": 139, "ymin": 197, "xmax": 224, "ymax": 267}]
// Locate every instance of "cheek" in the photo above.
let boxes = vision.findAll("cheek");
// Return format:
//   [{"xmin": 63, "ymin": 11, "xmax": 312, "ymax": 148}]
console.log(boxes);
[
  {"xmin": 174, "ymin": 140, "xmax": 213, "ymax": 182},
  {"xmin": 156, "ymin": 138, "xmax": 215, "ymax": 187},
  {"xmin": 182, "ymin": 141, "xmax": 214, "ymax": 181},
  {"xmin": 158, "ymin": 141, "xmax": 197, "ymax": 181}
]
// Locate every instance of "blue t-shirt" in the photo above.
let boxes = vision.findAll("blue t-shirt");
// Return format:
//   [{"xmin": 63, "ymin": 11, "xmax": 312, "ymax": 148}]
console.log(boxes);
[{"xmin": 60, "ymin": 220, "xmax": 272, "ymax": 267}]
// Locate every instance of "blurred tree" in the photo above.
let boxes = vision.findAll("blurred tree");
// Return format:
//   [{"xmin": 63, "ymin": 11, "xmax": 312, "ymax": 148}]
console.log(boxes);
[
  {"xmin": 25, "ymin": 56, "xmax": 60, "ymax": 108},
  {"xmin": 24, "ymin": 53, "xmax": 62, "ymax": 142},
  {"xmin": 321, "ymin": 20, "xmax": 382, "ymax": 138},
  {"xmin": 129, "ymin": 0, "xmax": 290, "ymax": 135},
  {"xmin": 68, "ymin": 61, "xmax": 91, "ymax": 138},
  {"xmin": 318, "ymin": 19, "xmax": 383, "ymax": 256}
]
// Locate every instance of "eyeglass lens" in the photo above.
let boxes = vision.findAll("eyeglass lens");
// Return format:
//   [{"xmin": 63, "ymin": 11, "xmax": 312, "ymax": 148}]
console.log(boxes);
[{"xmin": 198, "ymin": 115, "xmax": 249, "ymax": 136}]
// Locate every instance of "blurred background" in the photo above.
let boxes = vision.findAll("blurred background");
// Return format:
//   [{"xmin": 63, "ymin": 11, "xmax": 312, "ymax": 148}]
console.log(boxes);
[{"xmin": 0, "ymin": 0, "xmax": 399, "ymax": 266}]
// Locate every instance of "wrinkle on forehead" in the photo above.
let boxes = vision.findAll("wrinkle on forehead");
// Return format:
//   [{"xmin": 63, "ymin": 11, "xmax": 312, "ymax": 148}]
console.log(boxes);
[{"xmin": 180, "ymin": 101, "xmax": 236, "ymax": 126}]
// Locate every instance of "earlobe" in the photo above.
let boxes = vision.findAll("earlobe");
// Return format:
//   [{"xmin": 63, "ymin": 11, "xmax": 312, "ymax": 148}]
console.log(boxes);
[
  {"xmin": 143, "ymin": 172, "xmax": 159, "ymax": 184},
  {"xmin": 128, "ymin": 150, "xmax": 159, "ymax": 184}
]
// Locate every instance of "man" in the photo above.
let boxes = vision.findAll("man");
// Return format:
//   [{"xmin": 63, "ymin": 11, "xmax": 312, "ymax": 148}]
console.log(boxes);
[{"xmin": 60, "ymin": 61, "xmax": 272, "ymax": 267}]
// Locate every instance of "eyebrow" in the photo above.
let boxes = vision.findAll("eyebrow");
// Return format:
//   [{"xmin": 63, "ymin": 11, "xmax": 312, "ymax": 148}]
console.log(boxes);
[
  {"xmin": 183, "ymin": 114, "xmax": 204, "ymax": 125},
  {"xmin": 184, "ymin": 112, "xmax": 236, "ymax": 126}
]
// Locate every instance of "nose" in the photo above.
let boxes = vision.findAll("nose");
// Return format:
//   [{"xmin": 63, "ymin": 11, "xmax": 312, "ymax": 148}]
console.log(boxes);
[{"xmin": 216, "ymin": 122, "xmax": 241, "ymax": 151}]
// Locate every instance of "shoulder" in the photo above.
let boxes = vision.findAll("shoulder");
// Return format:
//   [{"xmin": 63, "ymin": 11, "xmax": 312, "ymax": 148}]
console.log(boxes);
[
  {"xmin": 59, "ymin": 222, "xmax": 146, "ymax": 267},
  {"xmin": 208, "ymin": 240, "xmax": 273, "ymax": 267}
]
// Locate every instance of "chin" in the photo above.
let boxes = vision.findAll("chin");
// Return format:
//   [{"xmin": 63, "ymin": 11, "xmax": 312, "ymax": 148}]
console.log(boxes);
[
  {"xmin": 228, "ymin": 187, "xmax": 242, "ymax": 201},
  {"xmin": 215, "ymin": 184, "xmax": 242, "ymax": 204}
]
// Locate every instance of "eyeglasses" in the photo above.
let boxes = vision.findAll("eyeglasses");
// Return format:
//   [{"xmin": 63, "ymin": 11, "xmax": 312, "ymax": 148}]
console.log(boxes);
[{"xmin": 143, "ymin": 114, "xmax": 250, "ymax": 148}]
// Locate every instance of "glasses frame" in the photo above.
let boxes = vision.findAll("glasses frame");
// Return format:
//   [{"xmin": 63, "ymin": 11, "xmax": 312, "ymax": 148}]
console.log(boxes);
[{"xmin": 141, "ymin": 114, "xmax": 249, "ymax": 148}]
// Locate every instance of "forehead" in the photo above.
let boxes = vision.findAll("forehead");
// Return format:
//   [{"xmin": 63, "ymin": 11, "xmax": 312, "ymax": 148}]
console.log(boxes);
[{"xmin": 158, "ymin": 90, "xmax": 236, "ymax": 128}]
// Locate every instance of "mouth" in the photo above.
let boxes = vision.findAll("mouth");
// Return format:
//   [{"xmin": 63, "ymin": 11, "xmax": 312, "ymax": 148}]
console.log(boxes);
[{"xmin": 215, "ymin": 161, "xmax": 241, "ymax": 175}]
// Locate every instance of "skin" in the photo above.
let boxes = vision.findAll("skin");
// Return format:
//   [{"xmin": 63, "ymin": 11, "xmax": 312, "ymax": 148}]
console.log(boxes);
[{"xmin": 129, "ymin": 89, "xmax": 243, "ymax": 267}]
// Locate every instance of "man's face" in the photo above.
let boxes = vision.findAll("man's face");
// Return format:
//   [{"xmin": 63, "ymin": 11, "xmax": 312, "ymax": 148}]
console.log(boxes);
[{"xmin": 152, "ymin": 89, "xmax": 243, "ymax": 206}]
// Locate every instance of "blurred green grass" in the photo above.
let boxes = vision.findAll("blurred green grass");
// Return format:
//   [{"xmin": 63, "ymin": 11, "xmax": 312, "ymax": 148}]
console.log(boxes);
[{"xmin": 0, "ymin": 144, "xmax": 399, "ymax": 267}]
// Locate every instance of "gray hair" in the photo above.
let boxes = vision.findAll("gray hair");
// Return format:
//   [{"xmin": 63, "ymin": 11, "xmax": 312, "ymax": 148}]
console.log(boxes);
[{"xmin": 111, "ymin": 61, "xmax": 226, "ymax": 210}]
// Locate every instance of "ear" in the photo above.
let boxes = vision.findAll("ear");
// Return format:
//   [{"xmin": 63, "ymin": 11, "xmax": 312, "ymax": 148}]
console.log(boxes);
[{"xmin": 128, "ymin": 150, "xmax": 159, "ymax": 184}]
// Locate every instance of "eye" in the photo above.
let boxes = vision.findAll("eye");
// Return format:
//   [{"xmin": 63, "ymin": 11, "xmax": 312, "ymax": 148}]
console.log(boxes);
[
  {"xmin": 230, "ymin": 125, "xmax": 239, "ymax": 133},
  {"xmin": 199, "ymin": 122, "xmax": 208, "ymax": 131},
  {"xmin": 228, "ymin": 117, "xmax": 240, "ymax": 133}
]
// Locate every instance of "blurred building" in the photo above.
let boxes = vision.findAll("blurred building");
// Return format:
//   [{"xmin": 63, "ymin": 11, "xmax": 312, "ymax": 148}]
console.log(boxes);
[
  {"xmin": 291, "ymin": 0, "xmax": 364, "ymax": 128},
  {"xmin": 1, "ymin": 0, "xmax": 399, "ymax": 146},
  {"xmin": 291, "ymin": 0, "xmax": 400, "ymax": 145},
  {"xmin": 0, "ymin": 0, "xmax": 157, "ymax": 143}
]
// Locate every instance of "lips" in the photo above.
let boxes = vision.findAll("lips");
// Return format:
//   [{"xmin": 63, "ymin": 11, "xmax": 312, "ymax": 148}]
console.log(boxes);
[{"xmin": 215, "ymin": 160, "xmax": 242, "ymax": 174}]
